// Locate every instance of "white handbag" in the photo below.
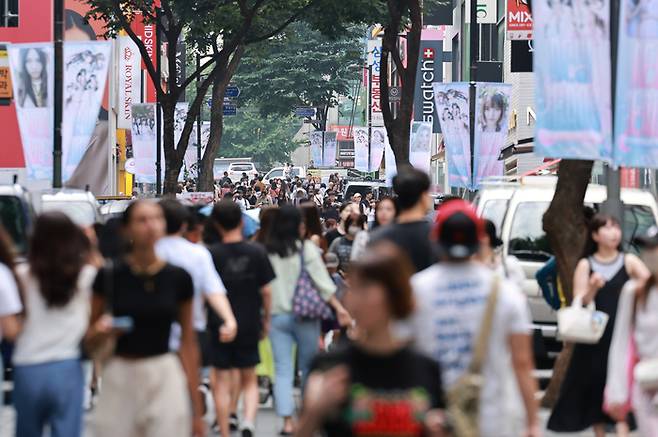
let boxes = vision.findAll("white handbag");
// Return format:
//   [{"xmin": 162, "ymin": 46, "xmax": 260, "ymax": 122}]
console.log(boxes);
[
  {"xmin": 634, "ymin": 358, "xmax": 658, "ymax": 390},
  {"xmin": 557, "ymin": 297, "xmax": 609, "ymax": 344}
]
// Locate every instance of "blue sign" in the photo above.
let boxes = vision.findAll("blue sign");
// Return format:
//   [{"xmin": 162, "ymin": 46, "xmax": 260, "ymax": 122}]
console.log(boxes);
[
  {"xmin": 295, "ymin": 107, "xmax": 316, "ymax": 118},
  {"xmin": 224, "ymin": 104, "xmax": 237, "ymax": 116},
  {"xmin": 225, "ymin": 85, "xmax": 241, "ymax": 98}
]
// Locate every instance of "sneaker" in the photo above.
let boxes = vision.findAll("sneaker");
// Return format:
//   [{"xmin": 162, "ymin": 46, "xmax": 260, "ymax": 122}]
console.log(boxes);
[
  {"xmin": 241, "ymin": 428, "xmax": 254, "ymax": 437},
  {"xmin": 229, "ymin": 414, "xmax": 239, "ymax": 432}
]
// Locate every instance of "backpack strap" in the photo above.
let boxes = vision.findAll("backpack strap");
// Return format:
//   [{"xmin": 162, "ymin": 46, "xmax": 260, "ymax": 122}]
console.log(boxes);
[{"xmin": 468, "ymin": 275, "xmax": 500, "ymax": 374}]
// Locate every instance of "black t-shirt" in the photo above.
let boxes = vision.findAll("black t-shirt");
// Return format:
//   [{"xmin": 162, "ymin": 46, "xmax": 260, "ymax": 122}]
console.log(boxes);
[
  {"xmin": 93, "ymin": 261, "xmax": 194, "ymax": 358},
  {"xmin": 311, "ymin": 343, "xmax": 444, "ymax": 437},
  {"xmin": 325, "ymin": 227, "xmax": 343, "ymax": 247},
  {"xmin": 369, "ymin": 221, "xmax": 438, "ymax": 272},
  {"xmin": 208, "ymin": 242, "xmax": 275, "ymax": 345}
]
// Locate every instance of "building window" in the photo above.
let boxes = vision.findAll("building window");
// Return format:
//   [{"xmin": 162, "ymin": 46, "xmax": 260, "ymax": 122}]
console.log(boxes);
[{"xmin": 0, "ymin": 0, "xmax": 18, "ymax": 27}]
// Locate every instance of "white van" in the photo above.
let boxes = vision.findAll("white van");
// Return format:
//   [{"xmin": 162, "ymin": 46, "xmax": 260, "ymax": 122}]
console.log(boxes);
[
  {"xmin": 263, "ymin": 166, "xmax": 306, "ymax": 184},
  {"xmin": 476, "ymin": 176, "xmax": 658, "ymax": 369}
]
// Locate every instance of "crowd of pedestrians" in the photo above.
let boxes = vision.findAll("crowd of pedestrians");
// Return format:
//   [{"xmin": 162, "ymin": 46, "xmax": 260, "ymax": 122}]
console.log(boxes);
[{"xmin": 1, "ymin": 165, "xmax": 658, "ymax": 437}]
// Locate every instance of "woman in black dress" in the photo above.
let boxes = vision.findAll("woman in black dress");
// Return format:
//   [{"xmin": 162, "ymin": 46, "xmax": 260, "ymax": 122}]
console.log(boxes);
[{"xmin": 548, "ymin": 214, "xmax": 648, "ymax": 436}]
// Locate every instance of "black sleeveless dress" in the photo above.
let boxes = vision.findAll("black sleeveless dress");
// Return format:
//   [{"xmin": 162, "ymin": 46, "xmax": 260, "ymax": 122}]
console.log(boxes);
[{"xmin": 547, "ymin": 256, "xmax": 629, "ymax": 431}]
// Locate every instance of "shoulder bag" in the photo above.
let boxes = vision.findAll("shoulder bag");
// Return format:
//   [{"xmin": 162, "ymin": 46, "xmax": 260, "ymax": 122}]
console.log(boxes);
[
  {"xmin": 291, "ymin": 245, "xmax": 333, "ymax": 320},
  {"xmin": 85, "ymin": 259, "xmax": 117, "ymax": 364},
  {"xmin": 446, "ymin": 276, "xmax": 499, "ymax": 437}
]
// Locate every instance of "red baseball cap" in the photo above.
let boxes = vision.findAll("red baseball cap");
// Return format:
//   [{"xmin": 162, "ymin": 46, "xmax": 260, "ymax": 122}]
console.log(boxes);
[{"xmin": 433, "ymin": 200, "xmax": 484, "ymax": 259}]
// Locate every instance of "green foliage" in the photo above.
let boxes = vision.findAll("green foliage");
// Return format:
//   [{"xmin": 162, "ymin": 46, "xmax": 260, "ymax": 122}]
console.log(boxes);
[
  {"xmin": 220, "ymin": 107, "xmax": 302, "ymax": 167},
  {"xmin": 233, "ymin": 22, "xmax": 365, "ymax": 118}
]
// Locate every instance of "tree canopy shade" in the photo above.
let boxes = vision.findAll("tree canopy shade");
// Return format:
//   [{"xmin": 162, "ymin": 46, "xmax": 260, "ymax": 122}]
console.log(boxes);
[
  {"xmin": 233, "ymin": 22, "xmax": 364, "ymax": 131},
  {"xmin": 220, "ymin": 106, "xmax": 302, "ymax": 168},
  {"xmin": 83, "ymin": 0, "xmax": 319, "ymax": 194}
]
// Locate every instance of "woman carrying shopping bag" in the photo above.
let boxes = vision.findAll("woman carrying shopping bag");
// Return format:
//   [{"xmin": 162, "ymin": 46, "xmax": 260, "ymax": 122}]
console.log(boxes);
[
  {"xmin": 264, "ymin": 206, "xmax": 352, "ymax": 435},
  {"xmin": 548, "ymin": 214, "xmax": 648, "ymax": 436},
  {"xmin": 606, "ymin": 226, "xmax": 658, "ymax": 435}
]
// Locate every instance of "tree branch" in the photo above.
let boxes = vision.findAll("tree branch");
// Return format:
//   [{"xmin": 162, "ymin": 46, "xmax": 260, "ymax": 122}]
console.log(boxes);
[{"xmin": 244, "ymin": 0, "xmax": 318, "ymax": 44}]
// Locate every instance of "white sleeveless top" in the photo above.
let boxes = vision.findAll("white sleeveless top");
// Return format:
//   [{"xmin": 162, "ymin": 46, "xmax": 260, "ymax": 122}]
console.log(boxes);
[{"xmin": 12, "ymin": 264, "xmax": 96, "ymax": 366}]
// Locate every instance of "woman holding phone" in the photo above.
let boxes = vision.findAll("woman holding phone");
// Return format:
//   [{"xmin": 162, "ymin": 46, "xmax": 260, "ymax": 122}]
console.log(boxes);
[
  {"xmin": 87, "ymin": 200, "xmax": 204, "ymax": 437},
  {"xmin": 12, "ymin": 212, "xmax": 95, "ymax": 437}
]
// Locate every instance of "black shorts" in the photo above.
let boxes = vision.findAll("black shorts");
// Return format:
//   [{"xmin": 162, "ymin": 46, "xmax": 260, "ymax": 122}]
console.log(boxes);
[
  {"xmin": 196, "ymin": 330, "xmax": 212, "ymax": 368},
  {"xmin": 210, "ymin": 340, "xmax": 260, "ymax": 370}
]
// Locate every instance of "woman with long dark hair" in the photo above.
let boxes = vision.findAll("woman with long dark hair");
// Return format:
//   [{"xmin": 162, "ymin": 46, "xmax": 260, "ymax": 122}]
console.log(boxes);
[
  {"xmin": 328, "ymin": 214, "xmax": 366, "ymax": 274},
  {"xmin": 265, "ymin": 206, "xmax": 351, "ymax": 435},
  {"xmin": 300, "ymin": 203, "xmax": 326, "ymax": 252},
  {"xmin": 548, "ymin": 214, "xmax": 648, "ymax": 437},
  {"xmin": 87, "ymin": 200, "xmax": 203, "ymax": 437},
  {"xmin": 0, "ymin": 225, "xmax": 22, "ymax": 408},
  {"xmin": 18, "ymin": 48, "xmax": 48, "ymax": 108},
  {"xmin": 350, "ymin": 197, "xmax": 398, "ymax": 261},
  {"xmin": 12, "ymin": 212, "xmax": 94, "ymax": 437}
]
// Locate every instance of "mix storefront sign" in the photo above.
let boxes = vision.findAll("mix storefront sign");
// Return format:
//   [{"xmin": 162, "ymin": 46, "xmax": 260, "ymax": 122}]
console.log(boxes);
[{"xmin": 507, "ymin": 0, "xmax": 533, "ymax": 40}]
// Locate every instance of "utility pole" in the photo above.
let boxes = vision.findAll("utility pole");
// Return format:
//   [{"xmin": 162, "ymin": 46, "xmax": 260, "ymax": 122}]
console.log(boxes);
[
  {"xmin": 155, "ymin": 7, "xmax": 162, "ymax": 196},
  {"xmin": 196, "ymin": 52, "xmax": 202, "ymax": 188},
  {"xmin": 603, "ymin": 0, "xmax": 622, "ymax": 220},
  {"xmin": 53, "ymin": 0, "xmax": 63, "ymax": 188},
  {"xmin": 468, "ymin": 0, "xmax": 478, "ymax": 191}
]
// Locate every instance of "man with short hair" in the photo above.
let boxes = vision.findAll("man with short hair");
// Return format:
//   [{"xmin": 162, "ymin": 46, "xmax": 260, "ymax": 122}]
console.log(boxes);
[
  {"xmin": 407, "ymin": 200, "xmax": 539, "ymax": 437},
  {"xmin": 219, "ymin": 171, "xmax": 232, "ymax": 186},
  {"xmin": 368, "ymin": 167, "xmax": 437, "ymax": 272},
  {"xmin": 208, "ymin": 200, "xmax": 275, "ymax": 437}
]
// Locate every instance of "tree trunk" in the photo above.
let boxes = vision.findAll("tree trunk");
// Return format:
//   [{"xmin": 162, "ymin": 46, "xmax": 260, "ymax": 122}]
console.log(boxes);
[
  {"xmin": 161, "ymin": 101, "xmax": 183, "ymax": 195},
  {"xmin": 541, "ymin": 159, "xmax": 594, "ymax": 407}
]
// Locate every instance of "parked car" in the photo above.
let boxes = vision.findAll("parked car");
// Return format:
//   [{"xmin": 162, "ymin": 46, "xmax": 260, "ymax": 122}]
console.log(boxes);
[
  {"xmin": 227, "ymin": 162, "xmax": 258, "ymax": 183},
  {"xmin": 343, "ymin": 180, "xmax": 391, "ymax": 202},
  {"xmin": 34, "ymin": 189, "xmax": 101, "ymax": 227},
  {"xmin": 476, "ymin": 176, "xmax": 658, "ymax": 375},
  {"xmin": 0, "ymin": 184, "xmax": 34, "ymax": 255},
  {"xmin": 263, "ymin": 166, "xmax": 306, "ymax": 184}
]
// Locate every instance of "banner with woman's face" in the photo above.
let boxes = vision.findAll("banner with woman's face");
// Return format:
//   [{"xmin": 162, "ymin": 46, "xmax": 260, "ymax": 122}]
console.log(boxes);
[{"xmin": 474, "ymin": 83, "xmax": 512, "ymax": 188}]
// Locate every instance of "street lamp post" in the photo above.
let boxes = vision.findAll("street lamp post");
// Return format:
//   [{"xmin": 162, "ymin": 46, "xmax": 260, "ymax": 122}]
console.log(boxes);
[
  {"xmin": 53, "ymin": 0, "xmax": 64, "ymax": 188},
  {"xmin": 468, "ymin": 0, "xmax": 478, "ymax": 192}
]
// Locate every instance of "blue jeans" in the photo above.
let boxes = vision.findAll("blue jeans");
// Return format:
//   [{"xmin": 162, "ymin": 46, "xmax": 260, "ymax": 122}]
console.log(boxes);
[
  {"xmin": 269, "ymin": 313, "xmax": 320, "ymax": 417},
  {"xmin": 13, "ymin": 359, "xmax": 84, "ymax": 437}
]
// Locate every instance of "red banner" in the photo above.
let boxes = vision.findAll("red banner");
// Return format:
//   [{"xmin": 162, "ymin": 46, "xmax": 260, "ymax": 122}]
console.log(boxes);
[
  {"xmin": 329, "ymin": 125, "xmax": 353, "ymax": 141},
  {"xmin": 506, "ymin": 0, "xmax": 533, "ymax": 40},
  {"xmin": 131, "ymin": 13, "xmax": 158, "ymax": 103}
]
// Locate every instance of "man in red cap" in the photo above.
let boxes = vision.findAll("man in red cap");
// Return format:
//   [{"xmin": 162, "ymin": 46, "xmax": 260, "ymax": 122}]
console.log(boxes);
[{"xmin": 407, "ymin": 200, "xmax": 540, "ymax": 437}]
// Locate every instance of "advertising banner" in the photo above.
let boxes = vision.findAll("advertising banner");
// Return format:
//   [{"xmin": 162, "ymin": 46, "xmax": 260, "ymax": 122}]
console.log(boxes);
[
  {"xmin": 309, "ymin": 131, "xmax": 323, "ymax": 167},
  {"xmin": 410, "ymin": 121, "xmax": 432, "ymax": 173},
  {"xmin": 61, "ymin": 41, "xmax": 111, "ymax": 182},
  {"xmin": 8, "ymin": 43, "xmax": 54, "ymax": 181},
  {"xmin": 614, "ymin": 0, "xmax": 658, "ymax": 168},
  {"xmin": 474, "ymin": 83, "xmax": 512, "ymax": 187},
  {"xmin": 370, "ymin": 127, "xmax": 387, "ymax": 172},
  {"xmin": 506, "ymin": 0, "xmax": 533, "ymax": 40},
  {"xmin": 384, "ymin": 137, "xmax": 397, "ymax": 186},
  {"xmin": 533, "ymin": 0, "xmax": 612, "ymax": 162},
  {"xmin": 174, "ymin": 102, "xmax": 189, "ymax": 181},
  {"xmin": 433, "ymin": 82, "xmax": 472, "ymax": 189},
  {"xmin": 0, "ymin": 44, "xmax": 12, "ymax": 101},
  {"xmin": 414, "ymin": 29, "xmax": 444, "ymax": 133},
  {"xmin": 131, "ymin": 103, "xmax": 159, "ymax": 183},
  {"xmin": 368, "ymin": 39, "xmax": 384, "ymax": 127},
  {"xmin": 184, "ymin": 121, "xmax": 210, "ymax": 179},
  {"xmin": 353, "ymin": 127, "xmax": 369, "ymax": 171},
  {"xmin": 323, "ymin": 131, "xmax": 338, "ymax": 167},
  {"xmin": 118, "ymin": 36, "xmax": 142, "ymax": 129},
  {"xmin": 465, "ymin": 0, "xmax": 498, "ymax": 24},
  {"xmin": 353, "ymin": 126, "xmax": 387, "ymax": 172}
]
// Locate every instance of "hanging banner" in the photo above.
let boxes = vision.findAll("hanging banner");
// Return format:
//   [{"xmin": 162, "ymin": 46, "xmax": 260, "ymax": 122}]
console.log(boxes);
[
  {"xmin": 506, "ymin": 0, "xmax": 533, "ymax": 40},
  {"xmin": 414, "ymin": 29, "xmax": 444, "ymax": 133},
  {"xmin": 118, "ymin": 36, "xmax": 142, "ymax": 129},
  {"xmin": 131, "ymin": 103, "xmax": 158, "ymax": 183},
  {"xmin": 184, "ymin": 121, "xmax": 210, "ymax": 179},
  {"xmin": 474, "ymin": 83, "xmax": 512, "ymax": 187},
  {"xmin": 353, "ymin": 126, "xmax": 388, "ymax": 172},
  {"xmin": 368, "ymin": 40, "xmax": 384, "ymax": 127},
  {"xmin": 410, "ymin": 121, "xmax": 432, "ymax": 173},
  {"xmin": 61, "ymin": 41, "xmax": 111, "ymax": 182},
  {"xmin": 353, "ymin": 127, "xmax": 369, "ymax": 171},
  {"xmin": 384, "ymin": 137, "xmax": 397, "ymax": 186},
  {"xmin": 323, "ymin": 131, "xmax": 338, "ymax": 167},
  {"xmin": 614, "ymin": 1, "xmax": 658, "ymax": 168},
  {"xmin": 533, "ymin": 0, "xmax": 612, "ymax": 162},
  {"xmin": 433, "ymin": 83, "xmax": 472, "ymax": 189},
  {"xmin": 174, "ymin": 102, "xmax": 188, "ymax": 181},
  {"xmin": 309, "ymin": 131, "xmax": 323, "ymax": 167},
  {"xmin": 0, "ymin": 44, "xmax": 12, "ymax": 101},
  {"xmin": 8, "ymin": 43, "xmax": 54, "ymax": 181}
]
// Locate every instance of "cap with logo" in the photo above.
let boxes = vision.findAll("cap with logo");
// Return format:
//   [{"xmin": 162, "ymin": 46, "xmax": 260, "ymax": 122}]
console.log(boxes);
[{"xmin": 433, "ymin": 200, "xmax": 484, "ymax": 259}]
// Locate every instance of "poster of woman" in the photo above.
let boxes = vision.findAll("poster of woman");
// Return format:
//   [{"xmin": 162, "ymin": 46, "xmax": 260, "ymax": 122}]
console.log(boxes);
[
  {"xmin": 370, "ymin": 127, "xmax": 387, "ymax": 172},
  {"xmin": 409, "ymin": 121, "xmax": 432, "ymax": 173},
  {"xmin": 533, "ymin": 0, "xmax": 612, "ymax": 162},
  {"xmin": 433, "ymin": 82, "xmax": 472, "ymax": 189},
  {"xmin": 353, "ymin": 127, "xmax": 369, "ymax": 171},
  {"xmin": 614, "ymin": 0, "xmax": 658, "ymax": 168},
  {"xmin": 131, "ymin": 103, "xmax": 160, "ymax": 184},
  {"xmin": 309, "ymin": 131, "xmax": 323, "ymax": 167},
  {"xmin": 8, "ymin": 43, "xmax": 54, "ymax": 181},
  {"xmin": 474, "ymin": 83, "xmax": 512, "ymax": 187}
]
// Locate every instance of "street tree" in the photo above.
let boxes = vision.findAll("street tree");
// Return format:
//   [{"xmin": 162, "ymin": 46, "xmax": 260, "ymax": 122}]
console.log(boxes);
[
  {"xmin": 84, "ymin": 0, "xmax": 317, "ymax": 194},
  {"xmin": 233, "ymin": 22, "xmax": 364, "ymax": 132},
  {"xmin": 220, "ymin": 105, "xmax": 302, "ymax": 168}
]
